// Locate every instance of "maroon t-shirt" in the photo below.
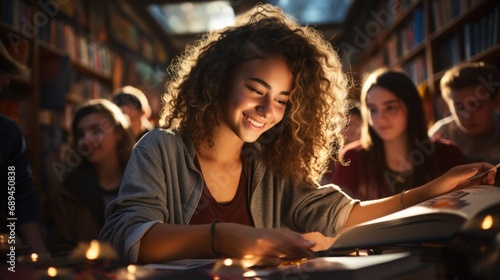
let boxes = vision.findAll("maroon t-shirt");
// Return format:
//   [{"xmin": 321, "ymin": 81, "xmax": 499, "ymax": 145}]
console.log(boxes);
[
  {"xmin": 189, "ymin": 164, "xmax": 254, "ymax": 226},
  {"xmin": 326, "ymin": 139, "xmax": 465, "ymax": 200}
]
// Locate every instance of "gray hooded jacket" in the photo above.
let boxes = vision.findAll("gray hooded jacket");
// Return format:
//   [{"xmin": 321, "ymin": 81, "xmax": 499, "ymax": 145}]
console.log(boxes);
[{"xmin": 99, "ymin": 129, "xmax": 357, "ymax": 262}]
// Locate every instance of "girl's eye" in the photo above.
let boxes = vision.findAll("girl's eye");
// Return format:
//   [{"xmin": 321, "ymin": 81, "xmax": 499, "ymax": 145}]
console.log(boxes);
[
  {"xmin": 368, "ymin": 108, "xmax": 377, "ymax": 114},
  {"xmin": 276, "ymin": 99, "xmax": 288, "ymax": 106},
  {"xmin": 455, "ymin": 104, "xmax": 466, "ymax": 112},
  {"xmin": 247, "ymin": 85, "xmax": 263, "ymax": 95},
  {"xmin": 91, "ymin": 128, "xmax": 102, "ymax": 136},
  {"xmin": 465, "ymin": 100, "xmax": 481, "ymax": 110},
  {"xmin": 252, "ymin": 89, "xmax": 263, "ymax": 95}
]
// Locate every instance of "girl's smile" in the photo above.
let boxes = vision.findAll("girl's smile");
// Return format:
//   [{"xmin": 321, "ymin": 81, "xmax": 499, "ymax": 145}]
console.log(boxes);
[{"xmin": 222, "ymin": 56, "xmax": 292, "ymax": 143}]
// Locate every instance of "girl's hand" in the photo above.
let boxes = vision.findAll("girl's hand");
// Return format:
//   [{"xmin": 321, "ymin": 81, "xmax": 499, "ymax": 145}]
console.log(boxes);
[
  {"xmin": 215, "ymin": 223, "xmax": 315, "ymax": 264},
  {"xmin": 428, "ymin": 162, "xmax": 496, "ymax": 197},
  {"xmin": 301, "ymin": 232, "xmax": 337, "ymax": 252}
]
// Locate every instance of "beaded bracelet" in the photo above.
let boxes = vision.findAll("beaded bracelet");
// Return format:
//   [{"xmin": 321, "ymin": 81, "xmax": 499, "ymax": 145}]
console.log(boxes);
[{"xmin": 210, "ymin": 219, "xmax": 220, "ymax": 255}]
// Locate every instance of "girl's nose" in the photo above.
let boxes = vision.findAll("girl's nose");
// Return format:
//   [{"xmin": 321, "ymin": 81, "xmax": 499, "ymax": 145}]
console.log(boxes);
[{"xmin": 256, "ymin": 98, "xmax": 272, "ymax": 118}]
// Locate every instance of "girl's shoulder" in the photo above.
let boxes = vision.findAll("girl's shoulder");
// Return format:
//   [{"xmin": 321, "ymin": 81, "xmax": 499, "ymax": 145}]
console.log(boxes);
[
  {"xmin": 135, "ymin": 128, "xmax": 195, "ymax": 157},
  {"xmin": 432, "ymin": 138, "xmax": 461, "ymax": 151},
  {"xmin": 137, "ymin": 128, "xmax": 185, "ymax": 146},
  {"xmin": 432, "ymin": 138, "xmax": 465, "ymax": 163}
]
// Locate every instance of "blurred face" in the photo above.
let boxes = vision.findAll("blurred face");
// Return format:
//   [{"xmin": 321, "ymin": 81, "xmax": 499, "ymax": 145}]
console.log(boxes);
[
  {"xmin": 76, "ymin": 113, "xmax": 121, "ymax": 164},
  {"xmin": 447, "ymin": 86, "xmax": 499, "ymax": 136},
  {"xmin": 118, "ymin": 104, "xmax": 142, "ymax": 122},
  {"xmin": 118, "ymin": 104, "xmax": 142, "ymax": 136},
  {"xmin": 222, "ymin": 56, "xmax": 292, "ymax": 143},
  {"xmin": 366, "ymin": 86, "xmax": 408, "ymax": 142}
]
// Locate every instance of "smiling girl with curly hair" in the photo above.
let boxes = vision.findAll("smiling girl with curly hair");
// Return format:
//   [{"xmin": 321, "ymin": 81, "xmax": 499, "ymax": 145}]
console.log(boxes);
[
  {"xmin": 100, "ymin": 4, "xmax": 496, "ymax": 264},
  {"xmin": 161, "ymin": 4, "xmax": 349, "ymax": 184}
]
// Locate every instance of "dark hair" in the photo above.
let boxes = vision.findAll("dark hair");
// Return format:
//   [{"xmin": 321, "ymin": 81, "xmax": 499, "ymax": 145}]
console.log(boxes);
[
  {"xmin": 441, "ymin": 61, "xmax": 500, "ymax": 101},
  {"xmin": 112, "ymin": 85, "xmax": 152, "ymax": 118},
  {"xmin": 359, "ymin": 68, "xmax": 434, "ymax": 195},
  {"xmin": 160, "ymin": 4, "xmax": 350, "ymax": 183},
  {"xmin": 71, "ymin": 99, "xmax": 135, "ymax": 169}
]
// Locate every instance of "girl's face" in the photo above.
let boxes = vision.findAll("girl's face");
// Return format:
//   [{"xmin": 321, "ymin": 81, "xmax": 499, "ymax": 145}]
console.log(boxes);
[
  {"xmin": 366, "ymin": 86, "xmax": 408, "ymax": 142},
  {"xmin": 76, "ymin": 113, "xmax": 121, "ymax": 164},
  {"xmin": 222, "ymin": 56, "xmax": 292, "ymax": 143}
]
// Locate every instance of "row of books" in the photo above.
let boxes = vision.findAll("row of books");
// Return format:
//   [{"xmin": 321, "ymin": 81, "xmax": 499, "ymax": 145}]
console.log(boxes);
[
  {"xmin": 37, "ymin": 17, "xmax": 114, "ymax": 78},
  {"xmin": 434, "ymin": 35, "xmax": 461, "ymax": 72},
  {"xmin": 0, "ymin": 0, "xmax": 33, "ymax": 33},
  {"xmin": 462, "ymin": 5, "xmax": 499, "ymax": 59},
  {"xmin": 403, "ymin": 54, "xmax": 428, "ymax": 85},
  {"xmin": 0, "ymin": 0, "xmax": 164, "ymax": 77},
  {"xmin": 372, "ymin": 0, "xmax": 420, "ymax": 29},
  {"xmin": 67, "ymin": 72, "xmax": 113, "ymax": 104},
  {"xmin": 361, "ymin": 52, "xmax": 428, "ymax": 86},
  {"xmin": 434, "ymin": 4, "xmax": 499, "ymax": 72},
  {"xmin": 385, "ymin": 6, "xmax": 424, "ymax": 66},
  {"xmin": 430, "ymin": 0, "xmax": 484, "ymax": 31}
]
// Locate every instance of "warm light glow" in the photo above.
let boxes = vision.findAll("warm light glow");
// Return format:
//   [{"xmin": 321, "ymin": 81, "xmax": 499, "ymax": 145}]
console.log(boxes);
[
  {"xmin": 213, "ymin": 275, "xmax": 221, "ymax": 280},
  {"xmin": 241, "ymin": 255, "xmax": 257, "ymax": 268},
  {"xmin": 86, "ymin": 240, "xmax": 100, "ymax": 260},
  {"xmin": 31, "ymin": 253, "xmax": 38, "ymax": 262},
  {"xmin": 481, "ymin": 215, "xmax": 494, "ymax": 230},
  {"xmin": 243, "ymin": 270, "xmax": 258, "ymax": 277},
  {"xmin": 223, "ymin": 258, "xmax": 233, "ymax": 266},
  {"xmin": 127, "ymin": 264, "xmax": 137, "ymax": 274},
  {"xmin": 47, "ymin": 267, "xmax": 57, "ymax": 277}
]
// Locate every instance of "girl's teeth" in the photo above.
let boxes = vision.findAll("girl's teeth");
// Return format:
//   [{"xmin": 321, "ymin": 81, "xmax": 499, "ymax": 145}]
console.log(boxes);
[{"xmin": 245, "ymin": 115, "xmax": 264, "ymax": 127}]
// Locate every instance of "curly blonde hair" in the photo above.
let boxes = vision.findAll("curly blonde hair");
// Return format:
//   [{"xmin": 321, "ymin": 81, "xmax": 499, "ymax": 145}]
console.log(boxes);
[{"xmin": 161, "ymin": 4, "xmax": 349, "ymax": 184}]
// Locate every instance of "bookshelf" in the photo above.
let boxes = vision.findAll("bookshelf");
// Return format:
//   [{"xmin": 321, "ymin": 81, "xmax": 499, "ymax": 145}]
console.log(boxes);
[
  {"xmin": 341, "ymin": 0, "xmax": 500, "ymax": 122},
  {"xmin": 0, "ymin": 0, "xmax": 168, "ymax": 220},
  {"xmin": 0, "ymin": 18, "xmax": 40, "ymax": 189}
]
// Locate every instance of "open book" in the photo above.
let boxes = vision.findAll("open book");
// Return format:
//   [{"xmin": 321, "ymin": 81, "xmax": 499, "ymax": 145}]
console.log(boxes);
[{"xmin": 330, "ymin": 185, "xmax": 500, "ymax": 251}]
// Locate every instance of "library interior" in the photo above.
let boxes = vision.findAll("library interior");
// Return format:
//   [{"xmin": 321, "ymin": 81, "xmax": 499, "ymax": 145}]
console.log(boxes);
[{"xmin": 1, "ymin": 0, "xmax": 500, "ymax": 279}]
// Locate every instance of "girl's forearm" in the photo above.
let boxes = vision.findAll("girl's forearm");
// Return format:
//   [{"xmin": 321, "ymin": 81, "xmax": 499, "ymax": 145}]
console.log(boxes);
[{"xmin": 137, "ymin": 223, "xmax": 214, "ymax": 263}]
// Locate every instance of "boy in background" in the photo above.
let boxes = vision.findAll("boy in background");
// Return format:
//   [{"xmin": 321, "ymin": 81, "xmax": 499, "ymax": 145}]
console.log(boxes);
[
  {"xmin": 429, "ymin": 62, "xmax": 500, "ymax": 185},
  {"xmin": 112, "ymin": 86, "xmax": 154, "ymax": 141}
]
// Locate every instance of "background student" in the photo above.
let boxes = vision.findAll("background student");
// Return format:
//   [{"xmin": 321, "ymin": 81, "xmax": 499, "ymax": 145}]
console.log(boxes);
[
  {"xmin": 112, "ymin": 85, "xmax": 154, "ymax": 141},
  {"xmin": 428, "ymin": 62, "xmax": 500, "ymax": 186},
  {"xmin": 51, "ymin": 99, "xmax": 134, "ymax": 252},
  {"xmin": 326, "ymin": 69, "xmax": 465, "ymax": 200},
  {"xmin": 99, "ymin": 4, "xmax": 495, "ymax": 264}
]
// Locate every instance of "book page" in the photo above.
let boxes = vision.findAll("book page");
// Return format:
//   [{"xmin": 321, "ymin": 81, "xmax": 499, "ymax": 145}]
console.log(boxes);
[
  {"xmin": 416, "ymin": 185, "xmax": 500, "ymax": 218},
  {"xmin": 330, "ymin": 185, "xmax": 500, "ymax": 250},
  {"xmin": 360, "ymin": 185, "xmax": 500, "ymax": 226}
]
